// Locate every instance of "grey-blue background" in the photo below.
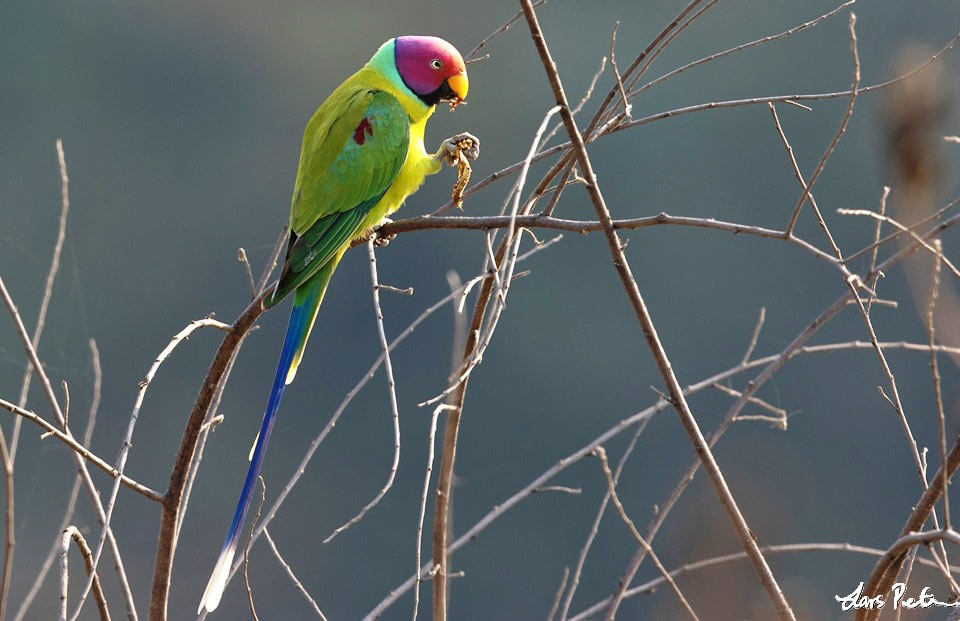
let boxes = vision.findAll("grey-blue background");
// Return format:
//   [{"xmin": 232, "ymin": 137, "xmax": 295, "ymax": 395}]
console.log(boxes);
[{"xmin": 2, "ymin": 1, "xmax": 960, "ymax": 618}]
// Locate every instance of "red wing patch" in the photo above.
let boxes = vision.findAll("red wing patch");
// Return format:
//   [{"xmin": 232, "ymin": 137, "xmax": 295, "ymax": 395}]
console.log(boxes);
[{"xmin": 353, "ymin": 118, "xmax": 374, "ymax": 145}]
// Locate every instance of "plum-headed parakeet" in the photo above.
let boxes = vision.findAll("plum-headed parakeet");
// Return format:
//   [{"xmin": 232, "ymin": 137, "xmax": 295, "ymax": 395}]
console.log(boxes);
[{"xmin": 199, "ymin": 35, "xmax": 479, "ymax": 613}]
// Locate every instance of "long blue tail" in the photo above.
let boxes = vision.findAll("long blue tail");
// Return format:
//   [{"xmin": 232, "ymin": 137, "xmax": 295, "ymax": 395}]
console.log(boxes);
[{"xmin": 198, "ymin": 263, "xmax": 334, "ymax": 614}]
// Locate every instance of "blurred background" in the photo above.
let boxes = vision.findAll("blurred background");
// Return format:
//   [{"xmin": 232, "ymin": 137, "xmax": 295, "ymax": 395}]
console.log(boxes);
[{"xmin": 2, "ymin": 0, "xmax": 960, "ymax": 618}]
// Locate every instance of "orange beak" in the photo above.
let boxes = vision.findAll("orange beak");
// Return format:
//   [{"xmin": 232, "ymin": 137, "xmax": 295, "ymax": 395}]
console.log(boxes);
[{"xmin": 446, "ymin": 70, "xmax": 469, "ymax": 103}]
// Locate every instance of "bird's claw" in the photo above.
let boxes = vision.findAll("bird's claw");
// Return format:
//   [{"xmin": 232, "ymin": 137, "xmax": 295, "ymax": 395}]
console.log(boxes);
[
  {"xmin": 373, "ymin": 217, "xmax": 395, "ymax": 247},
  {"xmin": 439, "ymin": 132, "xmax": 480, "ymax": 166},
  {"xmin": 374, "ymin": 233, "xmax": 395, "ymax": 247}
]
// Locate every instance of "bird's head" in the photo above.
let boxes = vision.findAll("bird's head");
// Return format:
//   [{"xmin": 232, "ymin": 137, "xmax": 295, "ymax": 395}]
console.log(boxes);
[{"xmin": 391, "ymin": 35, "xmax": 468, "ymax": 109}]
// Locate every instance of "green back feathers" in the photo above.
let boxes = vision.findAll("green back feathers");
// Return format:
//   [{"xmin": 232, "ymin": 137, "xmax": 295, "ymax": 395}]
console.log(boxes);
[
  {"xmin": 267, "ymin": 89, "xmax": 410, "ymax": 307},
  {"xmin": 290, "ymin": 89, "xmax": 409, "ymax": 233}
]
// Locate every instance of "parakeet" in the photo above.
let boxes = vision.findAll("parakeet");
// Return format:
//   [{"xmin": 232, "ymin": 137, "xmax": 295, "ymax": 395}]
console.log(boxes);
[{"xmin": 198, "ymin": 35, "xmax": 478, "ymax": 613}]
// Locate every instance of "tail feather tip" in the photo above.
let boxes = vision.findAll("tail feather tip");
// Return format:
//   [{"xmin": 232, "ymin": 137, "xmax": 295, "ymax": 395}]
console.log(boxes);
[{"xmin": 198, "ymin": 546, "xmax": 236, "ymax": 614}]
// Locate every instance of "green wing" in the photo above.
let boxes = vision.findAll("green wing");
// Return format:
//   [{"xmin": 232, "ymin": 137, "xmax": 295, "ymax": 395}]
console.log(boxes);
[{"xmin": 267, "ymin": 88, "xmax": 410, "ymax": 307}]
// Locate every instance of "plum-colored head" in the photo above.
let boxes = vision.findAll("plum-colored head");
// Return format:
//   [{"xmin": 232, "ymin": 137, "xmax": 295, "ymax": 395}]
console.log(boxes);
[{"xmin": 393, "ymin": 36, "xmax": 468, "ymax": 107}]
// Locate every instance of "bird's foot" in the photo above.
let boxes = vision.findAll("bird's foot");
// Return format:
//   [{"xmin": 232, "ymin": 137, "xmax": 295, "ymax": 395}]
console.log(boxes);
[
  {"xmin": 438, "ymin": 133, "xmax": 480, "ymax": 209},
  {"xmin": 438, "ymin": 132, "xmax": 480, "ymax": 167},
  {"xmin": 373, "ymin": 217, "xmax": 395, "ymax": 247}
]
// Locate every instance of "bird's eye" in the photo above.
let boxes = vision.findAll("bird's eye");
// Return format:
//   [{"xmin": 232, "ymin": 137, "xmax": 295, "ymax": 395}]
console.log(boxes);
[{"xmin": 430, "ymin": 59, "xmax": 443, "ymax": 70}]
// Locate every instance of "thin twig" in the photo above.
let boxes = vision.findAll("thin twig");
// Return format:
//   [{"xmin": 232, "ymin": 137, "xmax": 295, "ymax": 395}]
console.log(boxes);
[
  {"xmin": 14, "ymin": 339, "xmax": 102, "ymax": 621},
  {"xmin": 618, "ymin": 0, "xmax": 719, "ymax": 104},
  {"xmin": 11, "ymin": 138, "xmax": 73, "ymax": 462},
  {"xmin": 895, "ymin": 547, "xmax": 920, "ymax": 621},
  {"xmin": 866, "ymin": 187, "xmax": 890, "ymax": 313},
  {"xmin": 263, "ymin": 528, "xmax": 328, "ymax": 620},
  {"xmin": 594, "ymin": 447, "xmax": 698, "ymax": 620},
  {"xmin": 0, "ymin": 403, "xmax": 163, "ymax": 498},
  {"xmin": 464, "ymin": 0, "xmax": 547, "ymax": 61},
  {"xmin": 378, "ymin": 212, "xmax": 839, "ymax": 269},
  {"xmin": 255, "ymin": 226, "xmax": 288, "ymax": 296},
  {"xmin": 844, "ymin": 193, "xmax": 960, "ymax": 265},
  {"xmin": 243, "ymin": 477, "xmax": 265, "ymax": 621},
  {"xmin": 413, "ymin": 404, "xmax": 453, "ymax": 621},
  {"xmin": 541, "ymin": 55, "xmax": 606, "ymax": 148},
  {"xmin": 377, "ymin": 284, "xmax": 414, "ymax": 295},
  {"xmin": 0, "ymin": 397, "xmax": 13, "ymax": 621},
  {"xmin": 928, "ymin": 239, "xmax": 949, "ymax": 530},
  {"xmin": 5, "ymin": 137, "xmax": 74, "ymax": 621},
  {"xmin": 631, "ymin": 1, "xmax": 855, "ymax": 102},
  {"xmin": 320, "ymin": 241, "xmax": 403, "ymax": 543},
  {"xmin": 59, "ymin": 529, "xmax": 70, "ymax": 621},
  {"xmin": 741, "ymin": 306, "xmax": 766, "ymax": 364},
  {"xmin": 712, "ymin": 383, "xmax": 787, "ymax": 428},
  {"xmin": 237, "ymin": 248, "xmax": 257, "ymax": 299},
  {"xmin": 838, "ymin": 208, "xmax": 960, "ymax": 278},
  {"xmin": 608, "ymin": 22, "xmax": 632, "ymax": 118},
  {"xmin": 559, "ymin": 414, "xmax": 651, "ymax": 620},
  {"xmin": 58, "ymin": 526, "xmax": 110, "ymax": 621},
  {"xmin": 547, "ymin": 567, "xmax": 569, "ymax": 621}
]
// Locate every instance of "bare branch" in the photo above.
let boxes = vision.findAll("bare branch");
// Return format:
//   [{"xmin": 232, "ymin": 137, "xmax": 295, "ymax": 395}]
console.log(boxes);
[
  {"xmin": 413, "ymin": 404, "xmax": 453, "ymax": 621},
  {"xmin": 150, "ymin": 288, "xmax": 270, "ymax": 620},
  {"xmin": 58, "ymin": 527, "xmax": 110, "ymax": 621},
  {"xmin": 0, "ymin": 398, "xmax": 162, "ymax": 501},
  {"xmin": 1, "ymin": 272, "xmax": 139, "ymax": 619},
  {"xmin": 321, "ymin": 241, "xmax": 403, "ymax": 543},
  {"xmin": 741, "ymin": 306, "xmax": 766, "ymax": 365},
  {"xmin": 608, "ymin": 22, "xmax": 631, "ymax": 119},
  {"xmin": 927, "ymin": 240, "xmax": 949, "ymax": 530},
  {"xmin": 838, "ymin": 208, "xmax": 960, "ymax": 278},
  {"xmin": 11, "ymin": 138, "xmax": 73, "ymax": 462},
  {"xmin": 593, "ymin": 447, "xmax": 698, "ymax": 620},
  {"xmin": 546, "ymin": 567, "xmax": 568, "ymax": 621},
  {"xmin": 364, "ymin": 337, "xmax": 960, "ymax": 618},
  {"xmin": 464, "ymin": 0, "xmax": 547, "ymax": 62},
  {"xmin": 14, "ymin": 340, "xmax": 102, "ymax": 621},
  {"xmin": 263, "ymin": 528, "xmax": 328, "ymax": 620},
  {"xmin": 517, "ymin": 3, "xmax": 794, "ymax": 618},
  {"xmin": 71, "ymin": 318, "xmax": 232, "ymax": 619},
  {"xmin": 628, "ymin": 1, "xmax": 855, "ymax": 101},
  {"xmin": 237, "ymin": 248, "xmax": 257, "ymax": 299},
  {"xmin": 568, "ymin": 541, "xmax": 960, "ymax": 620}
]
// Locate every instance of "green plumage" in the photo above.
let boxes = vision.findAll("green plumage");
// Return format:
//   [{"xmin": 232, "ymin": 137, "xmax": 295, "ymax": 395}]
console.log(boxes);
[
  {"xmin": 199, "ymin": 35, "xmax": 472, "ymax": 614},
  {"xmin": 267, "ymin": 90, "xmax": 410, "ymax": 308}
]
